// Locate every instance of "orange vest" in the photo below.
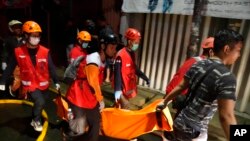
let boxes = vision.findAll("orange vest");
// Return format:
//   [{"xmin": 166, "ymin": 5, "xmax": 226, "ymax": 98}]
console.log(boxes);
[
  {"xmin": 15, "ymin": 45, "xmax": 49, "ymax": 92},
  {"xmin": 116, "ymin": 48, "xmax": 137, "ymax": 98},
  {"xmin": 66, "ymin": 58, "xmax": 98, "ymax": 109}
]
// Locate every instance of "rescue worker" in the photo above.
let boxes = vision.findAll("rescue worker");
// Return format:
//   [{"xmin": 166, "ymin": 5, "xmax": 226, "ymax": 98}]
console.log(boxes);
[
  {"xmin": 1, "ymin": 20, "xmax": 26, "ymax": 97},
  {"xmin": 64, "ymin": 32, "xmax": 118, "ymax": 141},
  {"xmin": 113, "ymin": 28, "xmax": 150, "ymax": 109},
  {"xmin": 68, "ymin": 30, "xmax": 90, "ymax": 63},
  {"xmin": 166, "ymin": 37, "xmax": 214, "ymax": 117},
  {"xmin": 0, "ymin": 21, "xmax": 60, "ymax": 132}
]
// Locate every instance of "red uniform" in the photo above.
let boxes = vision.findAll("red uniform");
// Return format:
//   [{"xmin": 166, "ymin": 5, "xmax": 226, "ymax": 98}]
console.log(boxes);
[
  {"xmin": 14, "ymin": 45, "xmax": 49, "ymax": 92},
  {"xmin": 66, "ymin": 52, "xmax": 103, "ymax": 109},
  {"xmin": 116, "ymin": 48, "xmax": 137, "ymax": 98},
  {"xmin": 166, "ymin": 56, "xmax": 205, "ymax": 95},
  {"xmin": 68, "ymin": 44, "xmax": 87, "ymax": 63}
]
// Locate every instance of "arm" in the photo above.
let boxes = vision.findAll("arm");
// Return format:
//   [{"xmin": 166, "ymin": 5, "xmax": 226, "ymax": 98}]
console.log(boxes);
[
  {"xmin": 218, "ymin": 99, "xmax": 237, "ymax": 140},
  {"xmin": 0, "ymin": 54, "xmax": 17, "ymax": 84},
  {"xmin": 48, "ymin": 53, "xmax": 59, "ymax": 84},
  {"xmin": 114, "ymin": 57, "xmax": 122, "ymax": 91},
  {"xmin": 85, "ymin": 64, "xmax": 103, "ymax": 102},
  {"xmin": 136, "ymin": 65, "xmax": 149, "ymax": 82},
  {"xmin": 166, "ymin": 58, "xmax": 196, "ymax": 94},
  {"xmin": 163, "ymin": 77, "xmax": 189, "ymax": 105}
]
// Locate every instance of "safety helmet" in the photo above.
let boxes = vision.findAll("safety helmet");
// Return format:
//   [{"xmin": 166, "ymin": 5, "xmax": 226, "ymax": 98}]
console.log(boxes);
[
  {"xmin": 8, "ymin": 20, "xmax": 22, "ymax": 32},
  {"xmin": 22, "ymin": 21, "xmax": 42, "ymax": 33},
  {"xmin": 103, "ymin": 33, "xmax": 117, "ymax": 44},
  {"xmin": 125, "ymin": 28, "xmax": 141, "ymax": 40},
  {"xmin": 201, "ymin": 37, "xmax": 214, "ymax": 49},
  {"xmin": 77, "ymin": 31, "xmax": 91, "ymax": 41}
]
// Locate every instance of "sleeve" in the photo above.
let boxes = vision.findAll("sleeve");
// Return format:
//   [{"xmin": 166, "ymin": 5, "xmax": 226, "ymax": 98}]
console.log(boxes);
[
  {"xmin": 166, "ymin": 58, "xmax": 197, "ymax": 94},
  {"xmin": 135, "ymin": 65, "xmax": 149, "ymax": 81},
  {"xmin": 85, "ymin": 64, "xmax": 103, "ymax": 102},
  {"xmin": 86, "ymin": 52, "xmax": 101, "ymax": 66},
  {"xmin": 216, "ymin": 73, "xmax": 236, "ymax": 101},
  {"xmin": 114, "ymin": 57, "xmax": 122, "ymax": 91},
  {"xmin": 0, "ymin": 54, "xmax": 17, "ymax": 84},
  {"xmin": 48, "ymin": 53, "xmax": 59, "ymax": 84},
  {"xmin": 1, "ymin": 39, "xmax": 9, "ymax": 63}
]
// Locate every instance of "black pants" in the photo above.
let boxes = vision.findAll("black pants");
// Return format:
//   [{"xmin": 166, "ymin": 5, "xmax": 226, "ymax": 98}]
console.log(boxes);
[
  {"xmin": 30, "ymin": 89, "xmax": 46, "ymax": 122},
  {"xmin": 70, "ymin": 103, "xmax": 100, "ymax": 141}
]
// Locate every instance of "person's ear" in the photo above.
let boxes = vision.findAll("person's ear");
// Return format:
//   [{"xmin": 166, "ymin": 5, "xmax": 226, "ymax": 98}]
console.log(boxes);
[{"xmin": 224, "ymin": 45, "xmax": 230, "ymax": 54}]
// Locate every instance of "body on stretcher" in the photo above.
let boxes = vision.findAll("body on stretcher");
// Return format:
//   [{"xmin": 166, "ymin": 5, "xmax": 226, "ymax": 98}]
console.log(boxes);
[
  {"xmin": 54, "ymin": 96, "xmax": 173, "ymax": 140},
  {"xmin": 100, "ymin": 99, "xmax": 173, "ymax": 140}
]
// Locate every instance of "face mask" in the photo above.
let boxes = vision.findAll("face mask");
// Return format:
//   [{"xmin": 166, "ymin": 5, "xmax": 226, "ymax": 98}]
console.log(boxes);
[
  {"xmin": 82, "ymin": 43, "xmax": 88, "ymax": 48},
  {"xmin": 29, "ymin": 37, "xmax": 40, "ymax": 46},
  {"xmin": 131, "ymin": 44, "xmax": 139, "ymax": 51}
]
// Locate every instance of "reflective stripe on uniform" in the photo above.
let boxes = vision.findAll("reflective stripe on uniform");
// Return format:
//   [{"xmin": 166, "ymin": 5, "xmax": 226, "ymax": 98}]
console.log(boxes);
[
  {"xmin": 40, "ymin": 81, "xmax": 49, "ymax": 86},
  {"xmin": 22, "ymin": 80, "xmax": 31, "ymax": 86}
]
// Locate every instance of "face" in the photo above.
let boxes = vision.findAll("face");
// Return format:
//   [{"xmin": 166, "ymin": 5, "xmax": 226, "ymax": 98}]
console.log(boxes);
[
  {"xmin": 128, "ymin": 39, "xmax": 140, "ymax": 51},
  {"xmin": 224, "ymin": 42, "xmax": 243, "ymax": 65},
  {"xmin": 11, "ymin": 24, "xmax": 22, "ymax": 36},
  {"xmin": 105, "ymin": 43, "xmax": 117, "ymax": 57},
  {"xmin": 27, "ymin": 32, "xmax": 41, "ymax": 48}
]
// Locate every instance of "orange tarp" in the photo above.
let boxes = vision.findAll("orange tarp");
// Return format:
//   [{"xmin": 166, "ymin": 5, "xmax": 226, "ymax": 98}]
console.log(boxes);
[
  {"xmin": 54, "ymin": 95, "xmax": 69, "ymax": 121},
  {"xmin": 101, "ymin": 99, "xmax": 173, "ymax": 140}
]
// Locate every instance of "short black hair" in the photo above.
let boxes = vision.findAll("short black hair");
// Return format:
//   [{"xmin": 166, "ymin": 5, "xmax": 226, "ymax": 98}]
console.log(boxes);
[{"xmin": 214, "ymin": 29, "xmax": 243, "ymax": 53}]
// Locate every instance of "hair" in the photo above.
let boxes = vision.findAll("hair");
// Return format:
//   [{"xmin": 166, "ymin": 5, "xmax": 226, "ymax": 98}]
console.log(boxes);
[{"xmin": 213, "ymin": 29, "xmax": 243, "ymax": 53}]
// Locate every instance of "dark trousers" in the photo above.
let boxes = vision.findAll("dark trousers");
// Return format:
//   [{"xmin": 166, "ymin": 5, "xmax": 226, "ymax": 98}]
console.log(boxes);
[
  {"xmin": 70, "ymin": 103, "xmax": 100, "ymax": 141},
  {"xmin": 30, "ymin": 89, "xmax": 46, "ymax": 122}
]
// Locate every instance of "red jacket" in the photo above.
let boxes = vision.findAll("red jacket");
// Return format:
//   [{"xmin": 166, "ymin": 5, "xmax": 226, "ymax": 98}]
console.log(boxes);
[
  {"xmin": 15, "ymin": 45, "xmax": 49, "ymax": 92},
  {"xmin": 116, "ymin": 48, "xmax": 137, "ymax": 98},
  {"xmin": 166, "ymin": 56, "xmax": 205, "ymax": 95}
]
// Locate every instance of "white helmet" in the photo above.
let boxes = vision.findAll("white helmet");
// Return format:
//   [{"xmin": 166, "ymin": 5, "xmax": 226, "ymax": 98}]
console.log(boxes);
[{"xmin": 8, "ymin": 20, "xmax": 22, "ymax": 32}]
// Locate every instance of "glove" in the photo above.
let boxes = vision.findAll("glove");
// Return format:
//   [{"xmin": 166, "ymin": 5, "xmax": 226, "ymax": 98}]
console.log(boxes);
[
  {"xmin": 0, "ymin": 85, "xmax": 6, "ymax": 91},
  {"xmin": 99, "ymin": 100, "xmax": 105, "ymax": 111},
  {"xmin": 2, "ymin": 62, "xmax": 7, "ymax": 71},
  {"xmin": 114, "ymin": 91, "xmax": 122, "ymax": 102},
  {"xmin": 55, "ymin": 83, "xmax": 60, "ymax": 91}
]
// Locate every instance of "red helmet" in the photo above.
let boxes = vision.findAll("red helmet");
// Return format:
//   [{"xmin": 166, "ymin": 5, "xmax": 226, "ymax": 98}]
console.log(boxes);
[
  {"xmin": 201, "ymin": 37, "xmax": 214, "ymax": 49},
  {"xmin": 125, "ymin": 28, "xmax": 141, "ymax": 40}
]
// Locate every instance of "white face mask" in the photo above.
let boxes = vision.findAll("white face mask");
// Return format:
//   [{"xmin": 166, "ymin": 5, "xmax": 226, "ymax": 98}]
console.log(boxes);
[
  {"xmin": 29, "ymin": 37, "xmax": 40, "ymax": 46},
  {"xmin": 82, "ymin": 42, "xmax": 88, "ymax": 48}
]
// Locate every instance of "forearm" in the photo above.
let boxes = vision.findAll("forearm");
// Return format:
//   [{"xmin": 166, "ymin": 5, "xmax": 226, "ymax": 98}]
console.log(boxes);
[
  {"xmin": 164, "ymin": 78, "xmax": 188, "ymax": 104},
  {"xmin": 48, "ymin": 54, "xmax": 59, "ymax": 84},
  {"xmin": 220, "ymin": 114, "xmax": 237, "ymax": 139},
  {"xmin": 0, "ymin": 55, "xmax": 17, "ymax": 83},
  {"xmin": 218, "ymin": 99, "xmax": 237, "ymax": 140},
  {"xmin": 136, "ymin": 65, "xmax": 148, "ymax": 81},
  {"xmin": 114, "ymin": 61, "xmax": 122, "ymax": 91}
]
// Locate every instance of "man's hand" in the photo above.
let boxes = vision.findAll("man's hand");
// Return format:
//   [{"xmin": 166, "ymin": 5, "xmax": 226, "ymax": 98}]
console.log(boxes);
[
  {"xmin": 156, "ymin": 100, "xmax": 172, "ymax": 110},
  {"xmin": 99, "ymin": 100, "xmax": 105, "ymax": 111},
  {"xmin": 114, "ymin": 91, "xmax": 122, "ymax": 102},
  {"xmin": 156, "ymin": 100, "xmax": 166, "ymax": 110},
  {"xmin": 146, "ymin": 79, "xmax": 150, "ymax": 86},
  {"xmin": 55, "ymin": 83, "xmax": 60, "ymax": 91},
  {"xmin": 0, "ymin": 85, "xmax": 6, "ymax": 91}
]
